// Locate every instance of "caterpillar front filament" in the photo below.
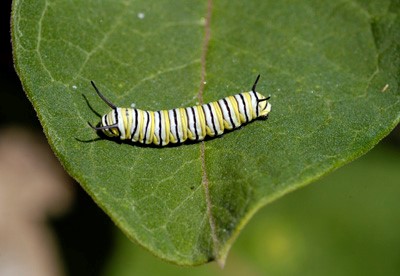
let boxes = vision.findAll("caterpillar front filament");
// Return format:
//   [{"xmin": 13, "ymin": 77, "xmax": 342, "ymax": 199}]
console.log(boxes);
[{"xmin": 89, "ymin": 75, "xmax": 271, "ymax": 146}]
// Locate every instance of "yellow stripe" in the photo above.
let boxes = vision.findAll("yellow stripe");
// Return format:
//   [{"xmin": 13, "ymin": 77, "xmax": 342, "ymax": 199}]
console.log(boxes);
[
  {"xmin": 211, "ymin": 101, "xmax": 224, "ymax": 132},
  {"xmin": 148, "ymin": 111, "xmax": 155, "ymax": 144},
  {"xmin": 154, "ymin": 112, "xmax": 160, "ymax": 145},
  {"xmin": 257, "ymin": 92, "xmax": 269, "ymax": 117},
  {"xmin": 125, "ymin": 109, "xmax": 133, "ymax": 140},
  {"xmin": 227, "ymin": 96, "xmax": 241, "ymax": 125},
  {"xmin": 204, "ymin": 105, "xmax": 213, "ymax": 136},
  {"xmin": 137, "ymin": 110, "xmax": 144, "ymax": 142},
  {"xmin": 109, "ymin": 110, "xmax": 119, "ymax": 136},
  {"xmin": 168, "ymin": 110, "xmax": 177, "ymax": 143},
  {"xmin": 121, "ymin": 108, "xmax": 129, "ymax": 139},
  {"xmin": 235, "ymin": 94, "xmax": 246, "ymax": 123},
  {"xmin": 119, "ymin": 109, "xmax": 126, "ymax": 139},
  {"xmin": 196, "ymin": 105, "xmax": 206, "ymax": 138},
  {"xmin": 243, "ymin": 92, "xmax": 255, "ymax": 119},
  {"xmin": 138, "ymin": 110, "xmax": 144, "ymax": 142}
]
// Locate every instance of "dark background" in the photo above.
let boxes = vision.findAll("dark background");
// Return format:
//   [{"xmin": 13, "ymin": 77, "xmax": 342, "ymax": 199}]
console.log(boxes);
[{"xmin": 1, "ymin": 1, "xmax": 114, "ymax": 275}]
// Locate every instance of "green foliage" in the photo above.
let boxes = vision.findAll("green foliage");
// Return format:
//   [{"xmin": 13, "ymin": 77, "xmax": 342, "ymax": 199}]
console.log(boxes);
[
  {"xmin": 11, "ymin": 0, "xmax": 399, "ymax": 266},
  {"xmin": 104, "ymin": 143, "xmax": 400, "ymax": 275}
]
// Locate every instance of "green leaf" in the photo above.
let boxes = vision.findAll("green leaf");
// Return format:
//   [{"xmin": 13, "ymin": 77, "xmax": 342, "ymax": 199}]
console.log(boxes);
[
  {"xmin": 103, "ymin": 143, "xmax": 400, "ymax": 275},
  {"xmin": 11, "ymin": 0, "xmax": 400, "ymax": 266}
]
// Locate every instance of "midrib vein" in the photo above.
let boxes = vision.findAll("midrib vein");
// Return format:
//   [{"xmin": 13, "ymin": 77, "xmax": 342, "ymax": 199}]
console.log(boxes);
[{"xmin": 197, "ymin": 0, "xmax": 221, "ymax": 266}]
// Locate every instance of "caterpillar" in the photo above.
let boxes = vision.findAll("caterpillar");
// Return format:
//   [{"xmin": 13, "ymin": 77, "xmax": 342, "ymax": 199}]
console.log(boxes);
[{"xmin": 89, "ymin": 75, "xmax": 271, "ymax": 146}]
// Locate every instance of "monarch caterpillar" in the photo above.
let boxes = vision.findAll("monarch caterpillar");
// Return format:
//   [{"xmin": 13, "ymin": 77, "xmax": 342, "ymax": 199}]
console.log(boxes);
[{"xmin": 89, "ymin": 75, "xmax": 271, "ymax": 146}]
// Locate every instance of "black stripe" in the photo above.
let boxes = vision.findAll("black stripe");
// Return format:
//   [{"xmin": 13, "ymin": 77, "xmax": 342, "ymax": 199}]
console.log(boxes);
[
  {"xmin": 102, "ymin": 114, "xmax": 109, "ymax": 136},
  {"xmin": 114, "ymin": 109, "xmax": 119, "ymax": 129},
  {"xmin": 131, "ymin": 109, "xmax": 138, "ymax": 141},
  {"xmin": 199, "ymin": 105, "xmax": 206, "ymax": 138},
  {"xmin": 222, "ymin": 98, "xmax": 236, "ymax": 128},
  {"xmin": 239, "ymin": 93, "xmax": 249, "ymax": 123},
  {"xmin": 173, "ymin": 109, "xmax": 180, "ymax": 143},
  {"xmin": 109, "ymin": 109, "xmax": 121, "ymax": 139},
  {"xmin": 157, "ymin": 111, "xmax": 162, "ymax": 146},
  {"xmin": 190, "ymin": 107, "xmax": 199, "ymax": 140},
  {"xmin": 207, "ymin": 103, "xmax": 218, "ymax": 135},
  {"xmin": 253, "ymin": 91, "xmax": 260, "ymax": 117},
  {"xmin": 115, "ymin": 110, "xmax": 120, "ymax": 136},
  {"xmin": 103, "ymin": 114, "xmax": 108, "ymax": 127},
  {"xmin": 144, "ymin": 111, "xmax": 150, "ymax": 143}
]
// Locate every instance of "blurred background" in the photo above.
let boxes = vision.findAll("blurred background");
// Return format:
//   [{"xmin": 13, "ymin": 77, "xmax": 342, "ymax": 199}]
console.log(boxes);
[{"xmin": 1, "ymin": 1, "xmax": 399, "ymax": 275}]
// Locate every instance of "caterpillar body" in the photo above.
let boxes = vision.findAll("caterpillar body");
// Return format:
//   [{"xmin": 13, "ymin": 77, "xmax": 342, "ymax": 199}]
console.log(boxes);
[{"xmin": 89, "ymin": 75, "xmax": 271, "ymax": 146}]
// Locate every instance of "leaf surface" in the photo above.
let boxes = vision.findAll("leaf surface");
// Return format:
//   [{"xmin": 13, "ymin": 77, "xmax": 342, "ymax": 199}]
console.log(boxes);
[{"xmin": 12, "ymin": 0, "xmax": 400, "ymax": 265}]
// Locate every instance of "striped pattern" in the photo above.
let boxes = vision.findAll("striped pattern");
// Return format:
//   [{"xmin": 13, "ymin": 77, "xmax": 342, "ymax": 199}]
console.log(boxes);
[{"xmin": 90, "ymin": 76, "xmax": 271, "ymax": 146}]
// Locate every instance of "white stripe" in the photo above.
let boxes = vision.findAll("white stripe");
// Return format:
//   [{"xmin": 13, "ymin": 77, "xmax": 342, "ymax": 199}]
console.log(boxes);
[
  {"xmin": 175, "ymin": 109, "xmax": 183, "ymax": 142},
  {"xmin": 250, "ymin": 91, "xmax": 258, "ymax": 118},
  {"xmin": 142, "ymin": 111, "xmax": 149, "ymax": 143},
  {"xmin": 132, "ymin": 109, "xmax": 141, "ymax": 141},
  {"xmin": 117, "ymin": 108, "xmax": 126, "ymax": 139},
  {"xmin": 168, "ymin": 109, "xmax": 177, "ymax": 142},
  {"xmin": 129, "ymin": 109, "xmax": 136, "ymax": 141},
  {"xmin": 210, "ymin": 103, "xmax": 223, "ymax": 135},
  {"xmin": 234, "ymin": 94, "xmax": 247, "ymax": 123},
  {"xmin": 146, "ymin": 111, "xmax": 153, "ymax": 144},
  {"xmin": 225, "ymin": 98, "xmax": 240, "ymax": 127},
  {"xmin": 243, "ymin": 93, "xmax": 252, "ymax": 122},
  {"xmin": 186, "ymin": 107, "xmax": 195, "ymax": 140},
  {"xmin": 153, "ymin": 111, "xmax": 160, "ymax": 144},
  {"xmin": 218, "ymin": 99, "xmax": 233, "ymax": 129},
  {"xmin": 160, "ymin": 111, "xmax": 167, "ymax": 145},
  {"xmin": 203, "ymin": 104, "xmax": 215, "ymax": 136},
  {"xmin": 192, "ymin": 107, "xmax": 204, "ymax": 140}
]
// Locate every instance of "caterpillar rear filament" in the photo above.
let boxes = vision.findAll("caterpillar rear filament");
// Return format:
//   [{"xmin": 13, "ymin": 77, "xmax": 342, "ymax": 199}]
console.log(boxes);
[{"xmin": 89, "ymin": 75, "xmax": 271, "ymax": 146}]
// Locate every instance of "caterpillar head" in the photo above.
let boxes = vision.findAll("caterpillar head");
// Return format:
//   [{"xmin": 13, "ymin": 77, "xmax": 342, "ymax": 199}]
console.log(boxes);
[
  {"xmin": 252, "ymin": 75, "xmax": 271, "ymax": 118},
  {"xmin": 100, "ymin": 110, "xmax": 120, "ymax": 137},
  {"xmin": 257, "ymin": 95, "xmax": 271, "ymax": 118},
  {"xmin": 88, "ymin": 81, "xmax": 120, "ymax": 138}
]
